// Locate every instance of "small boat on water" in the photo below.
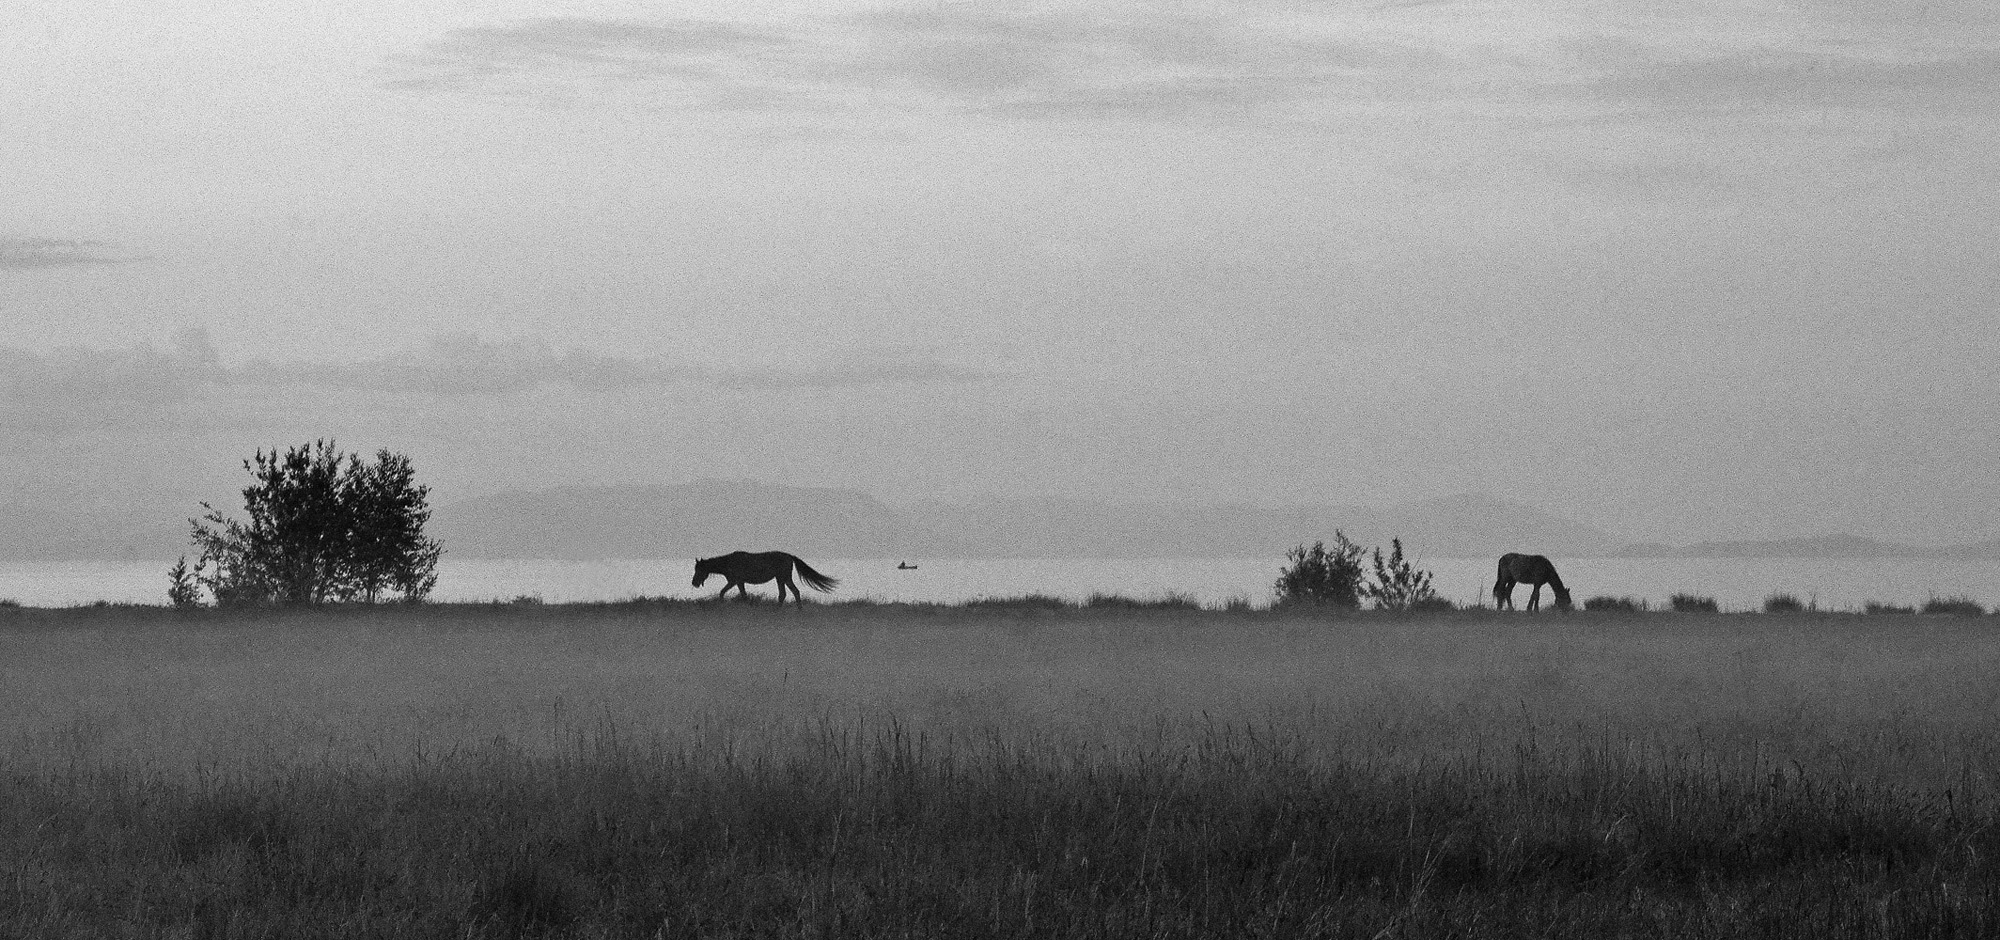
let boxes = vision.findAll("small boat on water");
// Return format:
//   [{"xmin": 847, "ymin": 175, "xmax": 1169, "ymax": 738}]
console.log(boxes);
[{"xmin": 896, "ymin": 562, "xmax": 918, "ymax": 570}]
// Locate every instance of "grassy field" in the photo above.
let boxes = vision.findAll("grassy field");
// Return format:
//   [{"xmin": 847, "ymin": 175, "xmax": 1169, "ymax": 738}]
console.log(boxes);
[{"xmin": 3, "ymin": 599, "xmax": 2000, "ymax": 937}]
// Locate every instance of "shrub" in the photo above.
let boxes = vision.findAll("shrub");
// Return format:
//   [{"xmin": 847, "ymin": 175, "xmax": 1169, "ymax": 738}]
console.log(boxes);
[
  {"xmin": 1407, "ymin": 595, "xmax": 1457, "ymax": 613},
  {"xmin": 1762, "ymin": 593, "xmax": 1806, "ymax": 614},
  {"xmin": 1864, "ymin": 601, "xmax": 1915, "ymax": 615},
  {"xmin": 1274, "ymin": 533, "xmax": 1366, "ymax": 609},
  {"xmin": 0, "ymin": 598, "xmax": 20, "ymax": 609},
  {"xmin": 1221, "ymin": 595, "xmax": 1255, "ymax": 613},
  {"xmin": 1364, "ymin": 538, "xmax": 1441, "ymax": 612},
  {"xmin": 167, "ymin": 557, "xmax": 203, "ymax": 609},
  {"xmin": 1669, "ymin": 594, "xmax": 1719, "ymax": 613},
  {"xmin": 1921, "ymin": 596, "xmax": 1985, "ymax": 617},
  {"xmin": 184, "ymin": 441, "xmax": 444, "ymax": 606},
  {"xmin": 1583, "ymin": 595, "xmax": 1645, "ymax": 613},
  {"xmin": 510, "ymin": 594, "xmax": 545, "ymax": 606}
]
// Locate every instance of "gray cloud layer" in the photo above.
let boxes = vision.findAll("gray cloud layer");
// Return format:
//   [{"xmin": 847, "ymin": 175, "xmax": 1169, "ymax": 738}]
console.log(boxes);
[
  {"xmin": 382, "ymin": 5, "xmax": 2000, "ymax": 124},
  {"xmin": 0, "ymin": 237, "xmax": 148, "ymax": 270},
  {"xmin": 0, "ymin": 330, "xmax": 1000, "ymax": 406}
]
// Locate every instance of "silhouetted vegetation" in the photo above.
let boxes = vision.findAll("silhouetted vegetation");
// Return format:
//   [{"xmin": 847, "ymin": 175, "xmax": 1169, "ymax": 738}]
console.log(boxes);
[
  {"xmin": 1084, "ymin": 591, "xmax": 1202, "ymax": 610},
  {"xmin": 964, "ymin": 593, "xmax": 1077, "ymax": 611},
  {"xmin": 1669, "ymin": 593, "xmax": 1720, "ymax": 613},
  {"xmin": 1277, "ymin": 532, "xmax": 1441, "ymax": 612},
  {"xmin": 1762, "ymin": 593, "xmax": 1807, "ymax": 613},
  {"xmin": 1274, "ymin": 534, "xmax": 1367, "ymax": 608},
  {"xmin": 1922, "ymin": 595, "xmax": 1986, "ymax": 616},
  {"xmin": 181, "ymin": 441, "xmax": 443, "ymax": 607},
  {"xmin": 1583, "ymin": 595, "xmax": 1646, "ymax": 612},
  {"xmin": 1865, "ymin": 601, "xmax": 1916, "ymax": 615},
  {"xmin": 1364, "ymin": 538, "xmax": 1441, "ymax": 611}
]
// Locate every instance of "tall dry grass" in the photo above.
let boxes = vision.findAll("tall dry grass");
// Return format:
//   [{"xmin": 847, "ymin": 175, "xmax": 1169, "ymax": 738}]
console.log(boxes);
[{"xmin": 3, "ymin": 602, "xmax": 2000, "ymax": 936}]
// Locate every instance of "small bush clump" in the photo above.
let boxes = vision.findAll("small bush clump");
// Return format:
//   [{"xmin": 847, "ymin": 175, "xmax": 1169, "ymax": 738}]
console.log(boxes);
[
  {"xmin": 1274, "ymin": 534, "xmax": 1367, "ymax": 609},
  {"xmin": 1864, "ymin": 601, "xmax": 1915, "ymax": 615},
  {"xmin": 1583, "ymin": 596, "xmax": 1646, "ymax": 613},
  {"xmin": 1669, "ymin": 594, "xmax": 1720, "ymax": 613},
  {"xmin": 1921, "ymin": 596, "xmax": 1985, "ymax": 617},
  {"xmin": 1762, "ymin": 593, "xmax": 1806, "ymax": 614},
  {"xmin": 1364, "ymin": 538, "xmax": 1442, "ymax": 612}
]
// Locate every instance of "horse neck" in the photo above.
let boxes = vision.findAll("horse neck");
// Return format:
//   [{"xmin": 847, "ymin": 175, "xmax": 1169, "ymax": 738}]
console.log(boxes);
[{"xmin": 1542, "ymin": 567, "xmax": 1566, "ymax": 591}]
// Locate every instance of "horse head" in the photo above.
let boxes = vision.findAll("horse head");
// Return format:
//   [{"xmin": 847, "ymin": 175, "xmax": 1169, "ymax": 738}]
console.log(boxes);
[
  {"xmin": 692, "ymin": 557, "xmax": 712, "ymax": 588},
  {"xmin": 1553, "ymin": 586, "xmax": 1574, "ymax": 610}
]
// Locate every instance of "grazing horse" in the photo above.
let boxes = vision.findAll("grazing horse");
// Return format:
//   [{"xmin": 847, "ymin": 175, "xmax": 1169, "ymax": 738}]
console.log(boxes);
[
  {"xmin": 692, "ymin": 551, "xmax": 839, "ymax": 604},
  {"xmin": 1494, "ymin": 553, "xmax": 1572, "ymax": 611}
]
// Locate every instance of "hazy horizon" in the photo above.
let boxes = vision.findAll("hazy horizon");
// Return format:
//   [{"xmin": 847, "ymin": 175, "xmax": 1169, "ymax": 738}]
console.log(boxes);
[{"xmin": 7, "ymin": 0, "xmax": 1999, "ymax": 546}]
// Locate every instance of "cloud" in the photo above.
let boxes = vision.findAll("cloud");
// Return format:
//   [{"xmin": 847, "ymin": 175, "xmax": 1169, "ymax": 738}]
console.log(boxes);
[
  {"xmin": 380, "ymin": 6, "xmax": 1426, "ymax": 121},
  {"xmin": 383, "ymin": 3, "xmax": 2000, "ymax": 129},
  {"xmin": 0, "ymin": 331, "xmax": 1003, "ymax": 408},
  {"xmin": 380, "ymin": 17, "xmax": 813, "ymax": 111},
  {"xmin": 1571, "ymin": 44, "xmax": 2000, "ymax": 117},
  {"xmin": 0, "ymin": 237, "xmax": 150, "ymax": 270}
]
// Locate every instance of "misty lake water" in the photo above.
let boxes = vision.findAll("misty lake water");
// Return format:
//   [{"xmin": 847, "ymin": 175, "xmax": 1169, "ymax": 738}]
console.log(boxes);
[{"xmin": 3, "ymin": 557, "xmax": 1997, "ymax": 612}]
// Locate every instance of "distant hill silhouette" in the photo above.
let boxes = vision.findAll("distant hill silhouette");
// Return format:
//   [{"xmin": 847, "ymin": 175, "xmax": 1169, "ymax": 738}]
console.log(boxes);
[
  {"xmin": 430, "ymin": 480, "xmax": 911, "ymax": 560},
  {"xmin": 1611, "ymin": 533, "xmax": 1928, "ymax": 559},
  {"xmin": 6, "ymin": 478, "xmax": 1998, "ymax": 561},
  {"xmin": 433, "ymin": 483, "xmax": 1630, "ymax": 559},
  {"xmin": 901, "ymin": 492, "xmax": 1626, "ymax": 558}
]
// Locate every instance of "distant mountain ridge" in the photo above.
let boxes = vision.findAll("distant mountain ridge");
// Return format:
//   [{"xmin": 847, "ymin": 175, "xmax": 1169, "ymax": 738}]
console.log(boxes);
[
  {"xmin": 1612, "ymin": 533, "xmax": 1924, "ymax": 559},
  {"xmin": 430, "ymin": 481, "xmax": 1632, "ymax": 559},
  {"xmin": 6, "ymin": 479, "xmax": 1997, "ymax": 560}
]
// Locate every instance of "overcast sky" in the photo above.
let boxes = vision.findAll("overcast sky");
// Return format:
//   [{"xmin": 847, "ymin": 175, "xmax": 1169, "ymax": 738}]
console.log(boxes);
[{"xmin": 4, "ymin": 0, "xmax": 1999, "ymax": 545}]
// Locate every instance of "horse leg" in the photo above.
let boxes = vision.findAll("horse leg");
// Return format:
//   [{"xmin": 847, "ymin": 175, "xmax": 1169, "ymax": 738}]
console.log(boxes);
[
  {"xmin": 1528, "ymin": 584, "xmax": 1542, "ymax": 611},
  {"xmin": 1495, "ymin": 579, "xmax": 1513, "ymax": 610}
]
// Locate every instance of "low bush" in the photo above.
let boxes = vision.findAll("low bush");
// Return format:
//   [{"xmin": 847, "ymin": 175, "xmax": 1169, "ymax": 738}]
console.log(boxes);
[
  {"xmin": 1864, "ymin": 601, "xmax": 1915, "ymax": 615},
  {"xmin": 1762, "ymin": 594, "xmax": 1806, "ymax": 614},
  {"xmin": 1365, "ymin": 538, "xmax": 1442, "ymax": 611},
  {"xmin": 1670, "ymin": 594, "xmax": 1720, "ymax": 613},
  {"xmin": 1921, "ymin": 596, "xmax": 1985, "ymax": 617},
  {"xmin": 1584, "ymin": 595, "xmax": 1646, "ymax": 613},
  {"xmin": 1274, "ymin": 534, "xmax": 1366, "ymax": 609}
]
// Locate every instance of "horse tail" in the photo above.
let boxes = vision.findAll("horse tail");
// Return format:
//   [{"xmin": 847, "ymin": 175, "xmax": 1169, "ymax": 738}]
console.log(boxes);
[{"xmin": 788, "ymin": 555, "xmax": 840, "ymax": 593}]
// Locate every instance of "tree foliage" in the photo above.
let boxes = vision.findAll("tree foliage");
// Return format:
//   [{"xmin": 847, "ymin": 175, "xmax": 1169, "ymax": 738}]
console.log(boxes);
[
  {"xmin": 1274, "ymin": 533, "xmax": 1368, "ymax": 608},
  {"xmin": 1364, "ymin": 538, "xmax": 1443, "ymax": 612},
  {"xmin": 180, "ymin": 441, "xmax": 443, "ymax": 607}
]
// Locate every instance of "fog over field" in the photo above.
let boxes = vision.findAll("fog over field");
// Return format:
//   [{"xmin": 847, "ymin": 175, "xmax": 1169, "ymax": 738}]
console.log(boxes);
[{"xmin": 5, "ymin": 0, "xmax": 2000, "ymax": 549}]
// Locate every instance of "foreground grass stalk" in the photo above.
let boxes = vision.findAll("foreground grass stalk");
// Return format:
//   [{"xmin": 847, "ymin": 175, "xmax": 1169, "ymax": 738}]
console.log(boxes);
[{"xmin": 4, "ymin": 725, "xmax": 2000, "ymax": 938}]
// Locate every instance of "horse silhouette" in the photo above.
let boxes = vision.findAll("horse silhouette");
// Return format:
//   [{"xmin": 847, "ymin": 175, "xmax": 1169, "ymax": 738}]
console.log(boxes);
[
  {"xmin": 693, "ymin": 551, "xmax": 839, "ymax": 604},
  {"xmin": 1493, "ymin": 553, "xmax": 1572, "ymax": 611}
]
